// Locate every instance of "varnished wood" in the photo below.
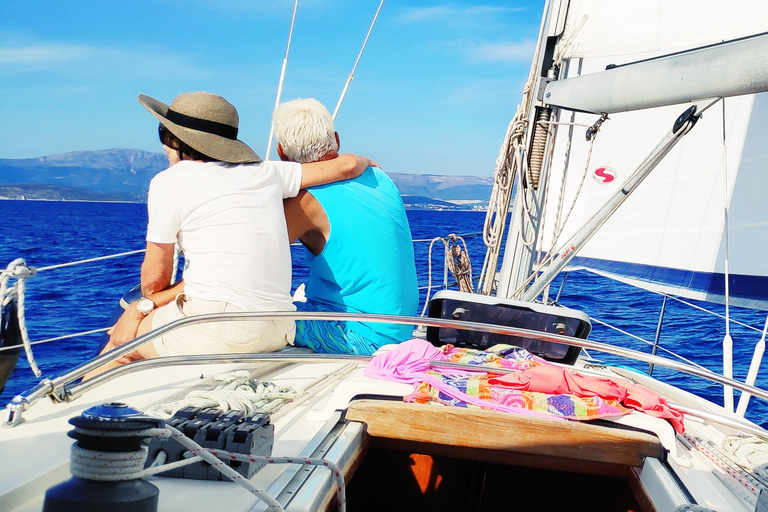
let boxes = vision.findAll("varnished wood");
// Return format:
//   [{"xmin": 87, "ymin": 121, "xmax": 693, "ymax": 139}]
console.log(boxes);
[{"xmin": 345, "ymin": 400, "xmax": 663, "ymax": 468}]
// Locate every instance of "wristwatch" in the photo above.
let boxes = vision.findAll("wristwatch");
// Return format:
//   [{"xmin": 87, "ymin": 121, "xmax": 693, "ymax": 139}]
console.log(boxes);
[{"xmin": 136, "ymin": 297, "xmax": 156, "ymax": 316}]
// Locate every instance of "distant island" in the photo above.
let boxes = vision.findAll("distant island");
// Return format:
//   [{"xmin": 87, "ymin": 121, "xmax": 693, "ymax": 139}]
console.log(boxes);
[
  {"xmin": 0, "ymin": 184, "xmax": 126, "ymax": 202},
  {"xmin": 0, "ymin": 149, "xmax": 494, "ymax": 210}
]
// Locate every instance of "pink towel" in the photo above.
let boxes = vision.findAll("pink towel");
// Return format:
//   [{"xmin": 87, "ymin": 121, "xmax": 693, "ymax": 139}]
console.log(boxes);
[
  {"xmin": 365, "ymin": 339, "xmax": 555, "ymax": 419},
  {"xmin": 489, "ymin": 366, "xmax": 684, "ymax": 433}
]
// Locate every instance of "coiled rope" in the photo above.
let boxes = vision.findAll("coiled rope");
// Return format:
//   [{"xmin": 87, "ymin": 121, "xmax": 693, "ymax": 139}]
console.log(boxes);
[
  {"xmin": 683, "ymin": 429, "xmax": 764, "ymax": 508},
  {"xmin": 420, "ymin": 234, "xmax": 473, "ymax": 317},
  {"xmin": 476, "ymin": 88, "xmax": 528, "ymax": 295},
  {"xmin": 722, "ymin": 435, "xmax": 768, "ymax": 484},
  {"xmin": 147, "ymin": 370, "xmax": 302, "ymax": 418},
  {"xmin": 70, "ymin": 424, "xmax": 346, "ymax": 512}
]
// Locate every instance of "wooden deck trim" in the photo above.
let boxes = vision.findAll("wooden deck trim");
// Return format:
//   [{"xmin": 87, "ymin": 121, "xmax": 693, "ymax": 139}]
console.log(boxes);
[{"xmin": 345, "ymin": 400, "xmax": 663, "ymax": 468}]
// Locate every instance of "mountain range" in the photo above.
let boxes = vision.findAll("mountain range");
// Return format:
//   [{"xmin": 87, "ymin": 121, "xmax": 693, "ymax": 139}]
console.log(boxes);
[{"xmin": 0, "ymin": 149, "xmax": 494, "ymax": 206}]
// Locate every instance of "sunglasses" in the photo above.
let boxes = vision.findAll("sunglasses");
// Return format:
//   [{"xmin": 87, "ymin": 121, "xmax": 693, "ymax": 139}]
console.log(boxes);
[{"xmin": 158, "ymin": 124, "xmax": 176, "ymax": 147}]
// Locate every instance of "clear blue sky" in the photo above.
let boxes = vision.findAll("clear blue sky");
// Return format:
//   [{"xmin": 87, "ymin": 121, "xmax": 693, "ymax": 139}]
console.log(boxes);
[{"xmin": 0, "ymin": 0, "xmax": 544, "ymax": 176}]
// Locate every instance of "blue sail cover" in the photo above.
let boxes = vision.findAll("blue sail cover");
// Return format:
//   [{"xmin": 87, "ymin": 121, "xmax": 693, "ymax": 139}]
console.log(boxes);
[{"xmin": 567, "ymin": 257, "xmax": 768, "ymax": 311}]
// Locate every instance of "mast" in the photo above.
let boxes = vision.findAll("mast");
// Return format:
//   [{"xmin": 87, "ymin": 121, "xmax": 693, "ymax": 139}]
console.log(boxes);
[{"xmin": 496, "ymin": 0, "xmax": 571, "ymax": 299}]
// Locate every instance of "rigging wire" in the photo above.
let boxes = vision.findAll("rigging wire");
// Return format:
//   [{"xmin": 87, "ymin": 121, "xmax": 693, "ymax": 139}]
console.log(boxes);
[
  {"xmin": 721, "ymin": 99, "xmax": 734, "ymax": 413},
  {"xmin": 332, "ymin": 0, "xmax": 385, "ymax": 120},
  {"xmin": 265, "ymin": 0, "xmax": 300, "ymax": 161}
]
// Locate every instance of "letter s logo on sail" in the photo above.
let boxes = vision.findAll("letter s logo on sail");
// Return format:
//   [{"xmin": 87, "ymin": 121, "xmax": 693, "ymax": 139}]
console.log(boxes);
[{"xmin": 592, "ymin": 167, "xmax": 617, "ymax": 184}]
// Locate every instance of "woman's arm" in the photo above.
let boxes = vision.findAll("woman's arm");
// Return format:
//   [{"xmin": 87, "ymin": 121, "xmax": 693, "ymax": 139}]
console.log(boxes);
[{"xmin": 299, "ymin": 153, "xmax": 378, "ymax": 188}]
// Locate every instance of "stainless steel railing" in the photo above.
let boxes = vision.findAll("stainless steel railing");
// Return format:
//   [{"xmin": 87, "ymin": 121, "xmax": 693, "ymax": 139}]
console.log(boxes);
[{"xmin": 5, "ymin": 310, "xmax": 768, "ymax": 428}]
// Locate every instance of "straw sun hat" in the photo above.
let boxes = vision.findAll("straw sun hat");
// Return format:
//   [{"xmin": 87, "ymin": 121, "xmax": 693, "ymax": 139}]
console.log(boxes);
[{"xmin": 138, "ymin": 92, "xmax": 261, "ymax": 164}]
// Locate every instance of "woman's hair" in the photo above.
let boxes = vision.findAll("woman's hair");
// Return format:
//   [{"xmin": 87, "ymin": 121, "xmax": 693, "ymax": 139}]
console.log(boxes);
[
  {"xmin": 272, "ymin": 98, "xmax": 338, "ymax": 163},
  {"xmin": 158, "ymin": 124, "xmax": 216, "ymax": 162}
]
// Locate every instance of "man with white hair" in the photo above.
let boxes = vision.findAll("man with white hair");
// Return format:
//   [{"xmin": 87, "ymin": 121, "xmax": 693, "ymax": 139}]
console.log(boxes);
[{"xmin": 274, "ymin": 98, "xmax": 418, "ymax": 355}]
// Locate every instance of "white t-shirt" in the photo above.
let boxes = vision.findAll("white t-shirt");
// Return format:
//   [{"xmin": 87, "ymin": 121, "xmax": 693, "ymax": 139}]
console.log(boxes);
[{"xmin": 146, "ymin": 160, "xmax": 302, "ymax": 311}]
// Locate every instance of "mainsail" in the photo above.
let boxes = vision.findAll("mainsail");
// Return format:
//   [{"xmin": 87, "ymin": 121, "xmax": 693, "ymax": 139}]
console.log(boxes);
[{"xmin": 500, "ymin": 0, "xmax": 768, "ymax": 310}]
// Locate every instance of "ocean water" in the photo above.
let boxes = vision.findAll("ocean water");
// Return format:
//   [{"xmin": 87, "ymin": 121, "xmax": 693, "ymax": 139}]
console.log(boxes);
[{"xmin": 1, "ymin": 200, "xmax": 767, "ymax": 426}]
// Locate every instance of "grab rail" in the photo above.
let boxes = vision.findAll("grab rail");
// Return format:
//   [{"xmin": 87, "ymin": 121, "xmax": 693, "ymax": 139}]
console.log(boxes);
[{"xmin": 5, "ymin": 310, "xmax": 768, "ymax": 427}]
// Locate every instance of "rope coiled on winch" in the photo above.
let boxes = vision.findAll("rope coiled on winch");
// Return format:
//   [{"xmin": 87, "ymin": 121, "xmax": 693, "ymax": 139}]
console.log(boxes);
[{"xmin": 70, "ymin": 423, "xmax": 347, "ymax": 512}]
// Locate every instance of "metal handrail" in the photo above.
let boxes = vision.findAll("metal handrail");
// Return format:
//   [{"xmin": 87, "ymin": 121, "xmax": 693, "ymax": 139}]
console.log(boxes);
[{"xmin": 5, "ymin": 310, "xmax": 768, "ymax": 428}]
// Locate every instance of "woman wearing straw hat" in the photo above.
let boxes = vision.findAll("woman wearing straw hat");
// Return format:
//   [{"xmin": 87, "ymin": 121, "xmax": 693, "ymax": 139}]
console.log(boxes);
[{"xmin": 90, "ymin": 91, "xmax": 375, "ymax": 375}]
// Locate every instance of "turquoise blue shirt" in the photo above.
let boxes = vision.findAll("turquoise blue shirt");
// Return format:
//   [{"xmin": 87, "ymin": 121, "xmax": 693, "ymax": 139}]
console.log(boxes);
[{"xmin": 299, "ymin": 167, "xmax": 418, "ymax": 349}]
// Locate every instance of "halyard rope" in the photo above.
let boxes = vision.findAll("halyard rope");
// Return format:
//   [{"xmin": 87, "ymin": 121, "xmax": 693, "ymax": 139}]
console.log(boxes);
[{"xmin": 477, "ymin": 0, "xmax": 555, "ymax": 295}]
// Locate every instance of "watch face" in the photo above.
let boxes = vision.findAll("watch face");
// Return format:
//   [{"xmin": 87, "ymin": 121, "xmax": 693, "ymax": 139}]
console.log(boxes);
[{"xmin": 137, "ymin": 298, "xmax": 155, "ymax": 315}]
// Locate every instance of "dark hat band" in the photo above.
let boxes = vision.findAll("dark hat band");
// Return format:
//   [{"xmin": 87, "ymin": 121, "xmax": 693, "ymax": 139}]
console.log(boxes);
[{"xmin": 166, "ymin": 108, "xmax": 238, "ymax": 140}]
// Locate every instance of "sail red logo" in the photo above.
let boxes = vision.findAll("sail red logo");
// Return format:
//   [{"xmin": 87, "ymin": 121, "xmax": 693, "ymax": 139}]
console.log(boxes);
[{"xmin": 592, "ymin": 166, "xmax": 617, "ymax": 184}]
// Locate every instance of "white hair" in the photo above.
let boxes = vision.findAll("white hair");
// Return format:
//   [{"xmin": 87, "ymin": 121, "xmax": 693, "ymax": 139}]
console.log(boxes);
[{"xmin": 272, "ymin": 98, "xmax": 338, "ymax": 163}]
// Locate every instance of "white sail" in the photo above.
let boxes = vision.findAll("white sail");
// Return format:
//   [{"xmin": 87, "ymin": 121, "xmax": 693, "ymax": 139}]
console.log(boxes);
[
  {"xmin": 493, "ymin": 0, "xmax": 768, "ymax": 309},
  {"xmin": 559, "ymin": 0, "xmax": 768, "ymax": 60},
  {"xmin": 534, "ymin": 4, "xmax": 768, "ymax": 310}
]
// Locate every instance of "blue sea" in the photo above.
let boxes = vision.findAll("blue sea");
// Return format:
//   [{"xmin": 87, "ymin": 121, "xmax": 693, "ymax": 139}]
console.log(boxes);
[{"xmin": 1, "ymin": 200, "xmax": 767, "ymax": 426}]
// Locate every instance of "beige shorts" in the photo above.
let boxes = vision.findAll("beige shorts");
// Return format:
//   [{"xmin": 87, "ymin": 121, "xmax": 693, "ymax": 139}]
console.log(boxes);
[{"xmin": 150, "ymin": 294, "xmax": 295, "ymax": 357}]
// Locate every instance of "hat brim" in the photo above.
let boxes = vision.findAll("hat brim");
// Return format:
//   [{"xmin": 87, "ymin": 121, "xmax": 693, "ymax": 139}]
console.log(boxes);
[{"xmin": 138, "ymin": 94, "xmax": 261, "ymax": 164}]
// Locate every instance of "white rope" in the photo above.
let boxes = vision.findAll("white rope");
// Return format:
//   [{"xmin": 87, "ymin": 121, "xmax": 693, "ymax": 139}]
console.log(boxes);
[
  {"xmin": 476, "ymin": 94, "xmax": 526, "ymax": 294},
  {"xmin": 723, "ymin": 435, "xmax": 768, "ymax": 484},
  {"xmin": 146, "ymin": 370, "xmax": 302, "ymax": 418},
  {"xmin": 476, "ymin": 2, "xmax": 551, "ymax": 294},
  {"xmin": 684, "ymin": 429, "xmax": 762, "ymax": 506},
  {"xmin": 0, "ymin": 259, "xmax": 41, "ymax": 377},
  {"xmin": 332, "ymin": 0, "xmax": 385, "ymax": 120},
  {"xmin": 544, "ymin": 119, "xmax": 598, "ymax": 256},
  {"xmin": 71, "ymin": 444, "xmax": 149, "ymax": 480},
  {"xmin": 420, "ymin": 235, "xmax": 473, "ymax": 317},
  {"xmin": 446, "ymin": 235, "xmax": 473, "ymax": 294}
]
